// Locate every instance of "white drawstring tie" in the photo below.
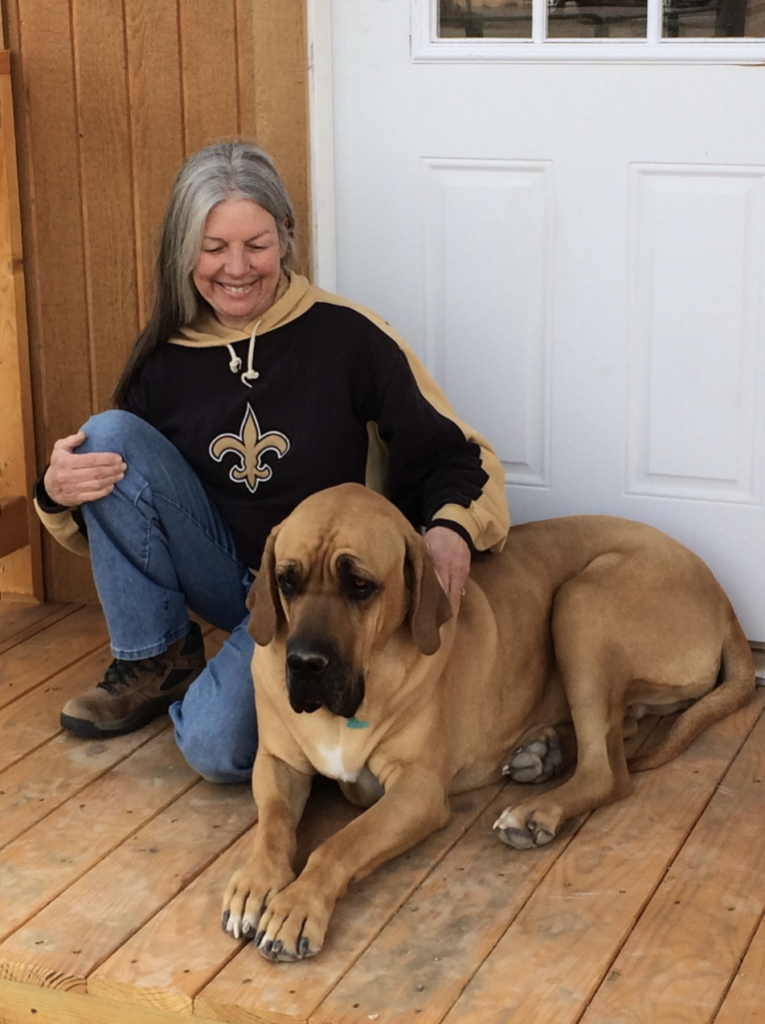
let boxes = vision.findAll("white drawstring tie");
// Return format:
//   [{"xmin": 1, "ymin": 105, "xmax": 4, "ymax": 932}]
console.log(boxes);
[{"xmin": 225, "ymin": 320, "xmax": 261, "ymax": 387}]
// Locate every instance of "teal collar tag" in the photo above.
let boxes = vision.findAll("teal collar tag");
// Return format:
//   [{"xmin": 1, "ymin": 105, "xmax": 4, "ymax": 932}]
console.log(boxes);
[{"xmin": 347, "ymin": 716, "xmax": 369, "ymax": 729}]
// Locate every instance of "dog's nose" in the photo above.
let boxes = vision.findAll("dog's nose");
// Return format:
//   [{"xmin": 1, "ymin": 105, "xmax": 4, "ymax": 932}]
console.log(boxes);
[{"xmin": 287, "ymin": 647, "xmax": 329, "ymax": 678}]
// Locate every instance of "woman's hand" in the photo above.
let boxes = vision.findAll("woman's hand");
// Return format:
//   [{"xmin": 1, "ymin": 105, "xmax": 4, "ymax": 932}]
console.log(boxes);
[
  {"xmin": 424, "ymin": 525, "xmax": 471, "ymax": 607},
  {"xmin": 43, "ymin": 433, "xmax": 127, "ymax": 507}
]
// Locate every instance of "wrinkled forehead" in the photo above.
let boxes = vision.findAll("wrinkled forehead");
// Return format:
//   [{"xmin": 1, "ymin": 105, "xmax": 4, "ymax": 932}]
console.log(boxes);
[{"xmin": 274, "ymin": 492, "xmax": 409, "ymax": 576}]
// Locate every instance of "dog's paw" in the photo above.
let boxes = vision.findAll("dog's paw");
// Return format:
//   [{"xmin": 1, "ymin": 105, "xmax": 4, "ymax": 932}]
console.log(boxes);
[
  {"xmin": 492, "ymin": 805, "xmax": 557, "ymax": 849},
  {"xmin": 221, "ymin": 861, "xmax": 295, "ymax": 943},
  {"xmin": 252, "ymin": 879, "xmax": 333, "ymax": 962},
  {"xmin": 502, "ymin": 729, "xmax": 563, "ymax": 784}
]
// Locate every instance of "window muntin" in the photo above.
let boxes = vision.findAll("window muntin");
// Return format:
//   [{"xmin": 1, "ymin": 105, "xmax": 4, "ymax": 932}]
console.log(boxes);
[{"xmin": 418, "ymin": 0, "xmax": 765, "ymax": 59}]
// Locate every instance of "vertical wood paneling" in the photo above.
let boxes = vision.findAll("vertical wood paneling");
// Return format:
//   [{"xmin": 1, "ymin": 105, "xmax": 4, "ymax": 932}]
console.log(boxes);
[
  {"xmin": 0, "ymin": 55, "xmax": 42, "ymax": 599},
  {"xmin": 10, "ymin": 0, "xmax": 95, "ymax": 602},
  {"xmin": 179, "ymin": 0, "xmax": 240, "ymax": 155},
  {"xmin": 243, "ymin": 0, "xmax": 311, "ymax": 271},
  {"xmin": 123, "ymin": 0, "xmax": 185, "ymax": 325},
  {"xmin": 1, "ymin": 0, "xmax": 310, "ymax": 602},
  {"xmin": 71, "ymin": 0, "xmax": 140, "ymax": 412}
]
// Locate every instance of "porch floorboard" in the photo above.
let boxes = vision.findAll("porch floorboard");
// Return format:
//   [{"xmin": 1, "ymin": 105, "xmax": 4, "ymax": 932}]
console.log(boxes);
[{"xmin": 0, "ymin": 598, "xmax": 763, "ymax": 1024}]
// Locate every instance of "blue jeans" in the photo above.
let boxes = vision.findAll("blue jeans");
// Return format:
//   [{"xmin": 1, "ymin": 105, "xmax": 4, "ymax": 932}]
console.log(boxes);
[{"xmin": 78, "ymin": 410, "xmax": 257, "ymax": 783}]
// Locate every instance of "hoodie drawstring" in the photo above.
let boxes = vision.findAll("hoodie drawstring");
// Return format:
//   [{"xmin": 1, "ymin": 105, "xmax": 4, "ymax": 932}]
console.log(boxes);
[{"xmin": 226, "ymin": 320, "xmax": 261, "ymax": 388}]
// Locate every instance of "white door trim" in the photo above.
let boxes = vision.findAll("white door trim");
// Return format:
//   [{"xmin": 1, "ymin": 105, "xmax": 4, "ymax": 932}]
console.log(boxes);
[{"xmin": 306, "ymin": 0, "xmax": 337, "ymax": 291}]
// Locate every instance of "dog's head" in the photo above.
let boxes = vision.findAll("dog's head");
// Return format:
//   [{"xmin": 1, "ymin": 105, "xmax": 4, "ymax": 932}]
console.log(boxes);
[{"xmin": 247, "ymin": 483, "xmax": 452, "ymax": 718}]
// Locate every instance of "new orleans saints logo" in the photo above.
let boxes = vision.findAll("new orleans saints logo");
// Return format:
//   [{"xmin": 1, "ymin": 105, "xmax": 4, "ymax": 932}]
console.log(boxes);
[{"xmin": 209, "ymin": 404, "xmax": 290, "ymax": 493}]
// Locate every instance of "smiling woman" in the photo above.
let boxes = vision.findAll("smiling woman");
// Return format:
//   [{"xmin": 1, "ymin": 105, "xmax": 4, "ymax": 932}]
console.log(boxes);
[{"xmin": 192, "ymin": 198, "xmax": 286, "ymax": 330}]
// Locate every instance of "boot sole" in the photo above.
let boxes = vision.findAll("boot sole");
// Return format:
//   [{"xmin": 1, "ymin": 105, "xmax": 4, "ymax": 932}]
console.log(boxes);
[{"xmin": 60, "ymin": 668, "xmax": 204, "ymax": 739}]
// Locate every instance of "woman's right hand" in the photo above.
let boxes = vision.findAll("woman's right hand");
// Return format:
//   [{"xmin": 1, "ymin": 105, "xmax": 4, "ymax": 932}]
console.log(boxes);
[{"xmin": 43, "ymin": 433, "xmax": 127, "ymax": 507}]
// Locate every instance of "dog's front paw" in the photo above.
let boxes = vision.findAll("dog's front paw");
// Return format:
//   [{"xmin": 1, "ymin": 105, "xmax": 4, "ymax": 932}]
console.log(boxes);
[
  {"xmin": 503, "ymin": 728, "xmax": 563, "ymax": 784},
  {"xmin": 253, "ymin": 879, "xmax": 334, "ymax": 962},
  {"xmin": 222, "ymin": 861, "xmax": 295, "ymax": 942},
  {"xmin": 492, "ymin": 804, "xmax": 557, "ymax": 849}
]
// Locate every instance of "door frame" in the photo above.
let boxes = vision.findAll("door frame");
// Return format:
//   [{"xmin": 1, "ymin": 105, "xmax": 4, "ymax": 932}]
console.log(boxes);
[{"xmin": 307, "ymin": 0, "xmax": 338, "ymax": 292}]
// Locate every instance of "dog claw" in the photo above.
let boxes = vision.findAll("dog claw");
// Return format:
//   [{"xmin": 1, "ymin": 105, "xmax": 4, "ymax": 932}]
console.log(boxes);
[{"xmin": 221, "ymin": 910, "xmax": 230, "ymax": 933}]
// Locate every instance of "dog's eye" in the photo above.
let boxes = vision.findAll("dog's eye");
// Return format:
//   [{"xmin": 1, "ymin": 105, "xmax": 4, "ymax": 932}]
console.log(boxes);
[
  {"xmin": 277, "ymin": 574, "xmax": 298, "ymax": 598},
  {"xmin": 348, "ymin": 577, "xmax": 377, "ymax": 602}
]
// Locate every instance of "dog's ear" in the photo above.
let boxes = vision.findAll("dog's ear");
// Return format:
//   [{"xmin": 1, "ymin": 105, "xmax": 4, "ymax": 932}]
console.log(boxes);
[
  {"xmin": 405, "ymin": 533, "xmax": 453, "ymax": 655},
  {"xmin": 247, "ymin": 530, "xmax": 282, "ymax": 645}
]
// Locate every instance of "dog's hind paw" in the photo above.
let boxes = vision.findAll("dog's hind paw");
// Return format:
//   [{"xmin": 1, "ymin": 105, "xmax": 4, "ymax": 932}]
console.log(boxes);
[
  {"xmin": 492, "ymin": 806, "xmax": 555, "ymax": 849},
  {"xmin": 503, "ymin": 729, "xmax": 563, "ymax": 784}
]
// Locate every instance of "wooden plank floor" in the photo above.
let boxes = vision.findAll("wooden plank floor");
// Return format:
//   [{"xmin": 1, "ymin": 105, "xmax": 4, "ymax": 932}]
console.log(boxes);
[{"xmin": 1, "ymin": 599, "xmax": 765, "ymax": 1024}]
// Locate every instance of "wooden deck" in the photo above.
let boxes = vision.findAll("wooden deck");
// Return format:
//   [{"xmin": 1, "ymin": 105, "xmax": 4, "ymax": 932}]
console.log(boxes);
[{"xmin": 1, "ymin": 599, "xmax": 765, "ymax": 1024}]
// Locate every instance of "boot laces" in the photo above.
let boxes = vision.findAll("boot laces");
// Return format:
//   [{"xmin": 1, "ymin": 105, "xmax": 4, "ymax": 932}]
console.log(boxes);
[{"xmin": 98, "ymin": 657, "xmax": 168, "ymax": 695}]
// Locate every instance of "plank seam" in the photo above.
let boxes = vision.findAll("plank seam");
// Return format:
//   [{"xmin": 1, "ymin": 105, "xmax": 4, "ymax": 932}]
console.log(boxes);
[
  {"xmin": 571, "ymin": 694, "xmax": 765, "ymax": 1024},
  {"xmin": 0, "ymin": 636, "xmax": 112, "ymax": 713},
  {"xmin": 0, "ymin": 721, "xmax": 173, "ymax": 853},
  {"xmin": 0, "ymin": 603, "xmax": 85, "ymax": 656},
  {"xmin": 0, "ymin": 775, "xmax": 203, "ymax": 947}
]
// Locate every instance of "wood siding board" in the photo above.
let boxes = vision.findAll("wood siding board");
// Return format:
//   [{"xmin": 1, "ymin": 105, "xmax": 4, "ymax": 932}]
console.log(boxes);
[
  {"xmin": 0, "ymin": 58, "xmax": 41, "ymax": 597},
  {"xmin": 71, "ymin": 0, "xmax": 140, "ymax": 411},
  {"xmin": 179, "ymin": 0, "xmax": 240, "ymax": 156},
  {"xmin": 250, "ymin": 0, "xmax": 310, "ymax": 275},
  {"xmin": 235, "ymin": 0, "xmax": 255, "ymax": 139},
  {"xmin": 2, "ymin": 1, "xmax": 310, "ymax": 602},
  {"xmin": 15, "ymin": 1, "xmax": 90, "ymax": 442},
  {"xmin": 124, "ymin": 0, "xmax": 185, "ymax": 326}
]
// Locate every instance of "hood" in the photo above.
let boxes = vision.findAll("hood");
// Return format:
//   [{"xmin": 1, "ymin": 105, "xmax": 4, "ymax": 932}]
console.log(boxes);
[{"xmin": 168, "ymin": 273, "xmax": 315, "ymax": 348}]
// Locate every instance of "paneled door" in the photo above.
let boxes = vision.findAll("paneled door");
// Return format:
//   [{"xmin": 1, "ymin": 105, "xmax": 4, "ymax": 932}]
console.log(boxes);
[{"xmin": 312, "ymin": 0, "xmax": 765, "ymax": 639}]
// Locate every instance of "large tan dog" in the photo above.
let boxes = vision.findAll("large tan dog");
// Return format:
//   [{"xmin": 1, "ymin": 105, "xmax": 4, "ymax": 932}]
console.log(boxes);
[{"xmin": 222, "ymin": 483, "xmax": 754, "ymax": 961}]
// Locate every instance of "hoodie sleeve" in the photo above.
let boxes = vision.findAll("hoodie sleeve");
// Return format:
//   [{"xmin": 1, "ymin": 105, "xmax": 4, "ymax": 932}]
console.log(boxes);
[{"xmin": 380, "ymin": 343, "xmax": 509, "ymax": 552}]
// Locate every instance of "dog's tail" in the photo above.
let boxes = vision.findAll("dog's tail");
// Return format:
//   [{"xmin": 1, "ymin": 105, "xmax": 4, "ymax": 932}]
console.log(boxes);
[{"xmin": 627, "ymin": 605, "xmax": 756, "ymax": 773}]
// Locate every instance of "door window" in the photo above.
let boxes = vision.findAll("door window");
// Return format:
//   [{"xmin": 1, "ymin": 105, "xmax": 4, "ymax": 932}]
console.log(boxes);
[{"xmin": 415, "ymin": 0, "xmax": 765, "ymax": 57}]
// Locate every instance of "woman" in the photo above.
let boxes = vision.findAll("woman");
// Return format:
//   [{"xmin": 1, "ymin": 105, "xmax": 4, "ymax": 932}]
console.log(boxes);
[{"xmin": 34, "ymin": 142, "xmax": 510, "ymax": 783}]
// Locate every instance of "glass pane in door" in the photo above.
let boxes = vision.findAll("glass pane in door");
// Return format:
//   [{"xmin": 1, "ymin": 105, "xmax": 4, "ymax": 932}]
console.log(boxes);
[
  {"xmin": 547, "ymin": 0, "xmax": 648, "ymax": 37},
  {"xmin": 663, "ymin": 0, "xmax": 765, "ymax": 36},
  {"xmin": 438, "ymin": 1, "xmax": 533, "ymax": 39}
]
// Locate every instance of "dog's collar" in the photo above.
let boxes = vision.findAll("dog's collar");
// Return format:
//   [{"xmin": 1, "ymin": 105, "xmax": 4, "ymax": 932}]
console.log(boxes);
[{"xmin": 346, "ymin": 716, "xmax": 369, "ymax": 729}]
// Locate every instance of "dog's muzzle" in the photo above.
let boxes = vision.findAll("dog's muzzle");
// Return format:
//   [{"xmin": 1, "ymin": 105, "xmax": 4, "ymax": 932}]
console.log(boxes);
[{"xmin": 285, "ymin": 635, "xmax": 365, "ymax": 718}]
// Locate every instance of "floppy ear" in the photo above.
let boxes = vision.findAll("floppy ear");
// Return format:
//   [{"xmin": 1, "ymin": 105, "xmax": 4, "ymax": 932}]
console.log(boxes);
[
  {"xmin": 405, "ymin": 533, "xmax": 453, "ymax": 655},
  {"xmin": 247, "ymin": 530, "xmax": 282, "ymax": 646}
]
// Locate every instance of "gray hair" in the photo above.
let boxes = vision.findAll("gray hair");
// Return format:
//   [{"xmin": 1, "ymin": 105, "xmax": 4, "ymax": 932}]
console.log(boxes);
[
  {"xmin": 159, "ymin": 142, "xmax": 297, "ymax": 325},
  {"xmin": 112, "ymin": 142, "xmax": 296, "ymax": 406}
]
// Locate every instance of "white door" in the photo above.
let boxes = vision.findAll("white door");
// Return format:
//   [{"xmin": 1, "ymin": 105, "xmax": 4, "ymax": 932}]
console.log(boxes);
[{"xmin": 310, "ymin": 0, "xmax": 765, "ymax": 639}]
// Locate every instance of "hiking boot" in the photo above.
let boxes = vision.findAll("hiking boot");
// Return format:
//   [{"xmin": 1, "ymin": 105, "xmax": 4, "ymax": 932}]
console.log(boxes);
[{"xmin": 60, "ymin": 622, "xmax": 206, "ymax": 738}]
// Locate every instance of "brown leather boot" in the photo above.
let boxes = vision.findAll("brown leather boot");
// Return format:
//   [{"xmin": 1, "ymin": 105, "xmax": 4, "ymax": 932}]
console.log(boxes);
[{"xmin": 60, "ymin": 623, "xmax": 206, "ymax": 738}]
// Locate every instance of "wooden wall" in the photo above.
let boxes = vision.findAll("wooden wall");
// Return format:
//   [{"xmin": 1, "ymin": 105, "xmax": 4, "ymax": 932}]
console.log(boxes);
[{"xmin": 0, "ymin": 0, "xmax": 310, "ymax": 603}]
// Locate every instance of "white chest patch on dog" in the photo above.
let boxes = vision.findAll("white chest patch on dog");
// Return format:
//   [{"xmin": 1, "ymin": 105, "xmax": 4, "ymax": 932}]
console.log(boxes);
[{"xmin": 316, "ymin": 742, "xmax": 360, "ymax": 783}]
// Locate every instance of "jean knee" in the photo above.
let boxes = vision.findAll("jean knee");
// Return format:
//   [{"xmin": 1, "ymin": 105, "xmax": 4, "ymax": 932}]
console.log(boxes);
[
  {"xmin": 79, "ymin": 409, "xmax": 150, "ymax": 455},
  {"xmin": 170, "ymin": 698, "xmax": 257, "ymax": 785}
]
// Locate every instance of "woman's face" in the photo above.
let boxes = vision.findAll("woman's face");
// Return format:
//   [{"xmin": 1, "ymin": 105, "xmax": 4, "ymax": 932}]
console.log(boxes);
[{"xmin": 192, "ymin": 197, "xmax": 285, "ymax": 329}]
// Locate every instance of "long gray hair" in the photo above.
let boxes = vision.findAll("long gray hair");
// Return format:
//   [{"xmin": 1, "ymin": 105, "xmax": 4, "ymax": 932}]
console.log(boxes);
[{"xmin": 113, "ymin": 142, "xmax": 296, "ymax": 405}]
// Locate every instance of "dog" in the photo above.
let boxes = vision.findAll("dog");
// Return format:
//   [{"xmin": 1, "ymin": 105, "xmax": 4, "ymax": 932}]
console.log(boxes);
[{"xmin": 222, "ymin": 483, "xmax": 755, "ymax": 961}]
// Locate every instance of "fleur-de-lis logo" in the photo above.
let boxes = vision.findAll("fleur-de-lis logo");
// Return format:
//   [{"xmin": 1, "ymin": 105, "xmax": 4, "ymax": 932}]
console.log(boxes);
[{"xmin": 209, "ymin": 404, "xmax": 290, "ymax": 493}]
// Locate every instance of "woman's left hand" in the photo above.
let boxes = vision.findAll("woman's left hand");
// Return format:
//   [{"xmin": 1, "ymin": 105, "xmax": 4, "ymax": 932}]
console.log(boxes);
[{"xmin": 424, "ymin": 526, "xmax": 471, "ymax": 607}]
